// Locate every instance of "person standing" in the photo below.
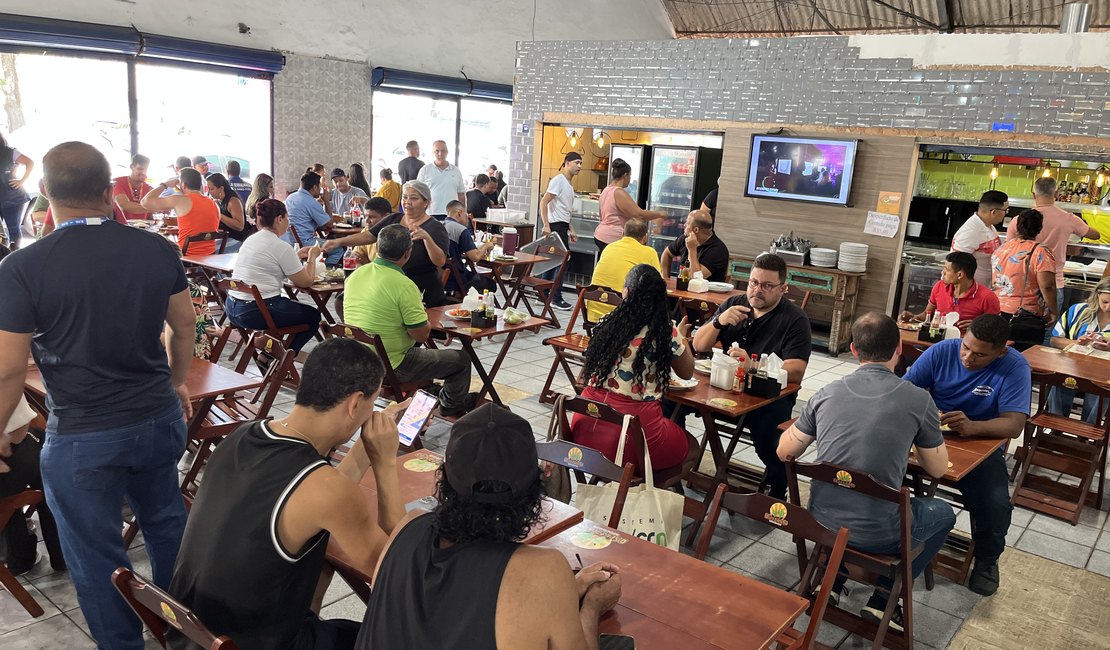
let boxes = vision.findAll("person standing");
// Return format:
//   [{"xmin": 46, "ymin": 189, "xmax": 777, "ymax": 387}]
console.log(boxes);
[
  {"xmin": 466, "ymin": 173, "xmax": 496, "ymax": 220},
  {"xmin": 226, "ymin": 160, "xmax": 252, "ymax": 202},
  {"xmin": 1007, "ymin": 176, "xmax": 1099, "ymax": 314},
  {"xmin": 111, "ymin": 154, "xmax": 154, "ymax": 221},
  {"xmin": 0, "ymin": 132, "xmax": 33, "ymax": 248},
  {"xmin": 417, "ymin": 140, "xmax": 466, "ymax": 220},
  {"xmin": 952, "ymin": 190, "xmax": 1008, "ymax": 287},
  {"xmin": 0, "ymin": 141, "xmax": 195, "ymax": 649},
  {"xmin": 376, "ymin": 167, "xmax": 402, "ymax": 212},
  {"xmin": 398, "ymin": 140, "xmax": 424, "ymax": 184},
  {"xmin": 539, "ymin": 152, "xmax": 582, "ymax": 311},
  {"xmin": 141, "ymin": 168, "xmax": 222, "ymax": 255},
  {"xmin": 991, "ymin": 209, "xmax": 1058, "ymax": 350},
  {"xmin": 593, "ymin": 158, "xmax": 667, "ymax": 254},
  {"xmin": 192, "ymin": 155, "xmax": 212, "ymax": 178}
]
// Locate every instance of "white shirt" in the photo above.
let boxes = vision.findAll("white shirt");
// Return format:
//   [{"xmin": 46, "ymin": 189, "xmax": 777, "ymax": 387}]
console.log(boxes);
[
  {"xmin": 544, "ymin": 173, "xmax": 574, "ymax": 224},
  {"xmin": 229, "ymin": 230, "xmax": 304, "ymax": 300},
  {"xmin": 3, "ymin": 395, "xmax": 35, "ymax": 435},
  {"xmin": 417, "ymin": 162, "xmax": 466, "ymax": 215},
  {"xmin": 951, "ymin": 215, "xmax": 1001, "ymax": 287}
]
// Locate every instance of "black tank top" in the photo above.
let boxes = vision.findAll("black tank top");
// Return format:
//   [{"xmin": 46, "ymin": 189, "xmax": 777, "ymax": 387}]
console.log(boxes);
[
  {"xmin": 356, "ymin": 513, "xmax": 520, "ymax": 650},
  {"xmin": 218, "ymin": 195, "xmax": 254, "ymax": 241},
  {"xmin": 168, "ymin": 420, "xmax": 329, "ymax": 650},
  {"xmin": 0, "ymin": 145, "xmax": 28, "ymax": 204}
]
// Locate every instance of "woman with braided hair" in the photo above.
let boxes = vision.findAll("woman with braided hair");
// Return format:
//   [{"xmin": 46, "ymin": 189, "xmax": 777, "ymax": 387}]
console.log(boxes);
[{"xmin": 569, "ymin": 264, "xmax": 695, "ymax": 472}]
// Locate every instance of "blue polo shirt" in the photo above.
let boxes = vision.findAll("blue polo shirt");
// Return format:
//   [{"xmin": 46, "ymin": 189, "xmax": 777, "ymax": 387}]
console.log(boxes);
[
  {"xmin": 283, "ymin": 188, "xmax": 330, "ymax": 246},
  {"xmin": 903, "ymin": 338, "xmax": 1031, "ymax": 420}
]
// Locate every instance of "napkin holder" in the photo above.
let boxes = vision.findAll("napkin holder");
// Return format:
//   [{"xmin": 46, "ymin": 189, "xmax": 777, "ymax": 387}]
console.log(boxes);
[
  {"xmin": 747, "ymin": 374, "xmax": 782, "ymax": 398},
  {"xmin": 687, "ymin": 278, "xmax": 710, "ymax": 293},
  {"xmin": 917, "ymin": 326, "xmax": 945, "ymax": 344},
  {"xmin": 470, "ymin": 311, "xmax": 497, "ymax": 329}
]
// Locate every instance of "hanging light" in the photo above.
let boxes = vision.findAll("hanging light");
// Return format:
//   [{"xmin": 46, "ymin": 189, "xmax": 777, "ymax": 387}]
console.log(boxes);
[
  {"xmin": 1096, "ymin": 166, "xmax": 1108, "ymax": 188},
  {"xmin": 990, "ymin": 162, "xmax": 999, "ymax": 180},
  {"xmin": 567, "ymin": 129, "xmax": 579, "ymax": 149}
]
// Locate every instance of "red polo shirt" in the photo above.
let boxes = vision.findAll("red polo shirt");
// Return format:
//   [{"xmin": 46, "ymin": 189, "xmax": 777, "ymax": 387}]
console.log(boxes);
[
  {"xmin": 929, "ymin": 279, "xmax": 1000, "ymax": 323},
  {"xmin": 111, "ymin": 176, "xmax": 154, "ymax": 221}
]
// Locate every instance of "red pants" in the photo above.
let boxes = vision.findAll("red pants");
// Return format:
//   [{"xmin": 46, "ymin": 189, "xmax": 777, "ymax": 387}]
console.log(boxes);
[{"xmin": 569, "ymin": 387, "xmax": 690, "ymax": 473}]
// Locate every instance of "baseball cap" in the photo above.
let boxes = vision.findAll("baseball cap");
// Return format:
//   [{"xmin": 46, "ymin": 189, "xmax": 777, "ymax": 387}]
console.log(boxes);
[
  {"xmin": 192, "ymin": 155, "xmax": 208, "ymax": 165},
  {"xmin": 331, "ymin": 167, "xmax": 347, "ymax": 179},
  {"xmin": 174, "ymin": 156, "xmax": 191, "ymax": 169},
  {"xmin": 444, "ymin": 403, "xmax": 538, "ymax": 503},
  {"xmin": 563, "ymin": 152, "xmax": 583, "ymax": 164}
]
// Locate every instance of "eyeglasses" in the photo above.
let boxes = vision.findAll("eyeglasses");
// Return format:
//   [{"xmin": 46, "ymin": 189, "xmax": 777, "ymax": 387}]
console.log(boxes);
[{"xmin": 748, "ymin": 279, "xmax": 784, "ymax": 291}]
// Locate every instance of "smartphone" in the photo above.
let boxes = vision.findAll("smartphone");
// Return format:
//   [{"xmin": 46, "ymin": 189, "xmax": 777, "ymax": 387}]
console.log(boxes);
[{"xmin": 396, "ymin": 389, "xmax": 438, "ymax": 446}]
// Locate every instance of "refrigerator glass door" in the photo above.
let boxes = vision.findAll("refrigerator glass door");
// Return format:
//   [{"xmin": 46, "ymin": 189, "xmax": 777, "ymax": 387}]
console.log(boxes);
[
  {"xmin": 647, "ymin": 147, "xmax": 698, "ymax": 253},
  {"xmin": 611, "ymin": 145, "xmax": 645, "ymax": 205}
]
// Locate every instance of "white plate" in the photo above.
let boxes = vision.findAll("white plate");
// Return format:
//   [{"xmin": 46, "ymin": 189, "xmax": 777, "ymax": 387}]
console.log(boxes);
[
  {"xmin": 707, "ymin": 281, "xmax": 733, "ymax": 293},
  {"xmin": 694, "ymin": 359, "xmax": 713, "ymax": 374},
  {"xmin": 668, "ymin": 376, "xmax": 699, "ymax": 390}
]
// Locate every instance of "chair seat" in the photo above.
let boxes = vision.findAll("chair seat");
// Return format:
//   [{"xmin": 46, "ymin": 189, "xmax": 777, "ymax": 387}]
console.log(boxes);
[
  {"xmin": 1030, "ymin": 411, "xmax": 1106, "ymax": 441},
  {"xmin": 544, "ymin": 333, "xmax": 590, "ymax": 351},
  {"xmin": 522, "ymin": 276, "xmax": 554, "ymax": 289},
  {"xmin": 654, "ymin": 431, "xmax": 701, "ymax": 488}
]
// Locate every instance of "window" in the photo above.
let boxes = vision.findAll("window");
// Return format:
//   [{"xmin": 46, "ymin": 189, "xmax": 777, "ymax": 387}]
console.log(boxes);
[
  {"xmin": 135, "ymin": 64, "xmax": 271, "ymax": 180},
  {"xmin": 371, "ymin": 91, "xmax": 458, "ymax": 184},
  {"xmin": 458, "ymin": 98, "xmax": 512, "ymax": 182},
  {"xmin": 0, "ymin": 52, "xmax": 130, "ymax": 189}
]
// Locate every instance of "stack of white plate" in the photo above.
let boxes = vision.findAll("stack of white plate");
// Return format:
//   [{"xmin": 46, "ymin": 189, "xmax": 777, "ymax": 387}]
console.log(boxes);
[
  {"xmin": 838, "ymin": 242, "xmax": 869, "ymax": 272},
  {"xmin": 809, "ymin": 247, "xmax": 838, "ymax": 267}
]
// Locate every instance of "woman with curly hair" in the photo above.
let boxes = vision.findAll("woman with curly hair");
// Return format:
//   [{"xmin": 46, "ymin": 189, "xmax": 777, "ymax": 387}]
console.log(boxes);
[{"xmin": 570, "ymin": 264, "xmax": 694, "ymax": 471}]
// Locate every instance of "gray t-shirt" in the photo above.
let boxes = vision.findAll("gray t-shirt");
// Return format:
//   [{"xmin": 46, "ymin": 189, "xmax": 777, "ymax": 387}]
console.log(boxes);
[
  {"xmin": 795, "ymin": 364, "xmax": 944, "ymax": 546},
  {"xmin": 331, "ymin": 186, "xmax": 368, "ymax": 215}
]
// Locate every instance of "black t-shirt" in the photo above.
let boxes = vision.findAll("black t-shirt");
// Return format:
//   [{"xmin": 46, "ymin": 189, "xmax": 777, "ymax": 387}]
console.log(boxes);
[
  {"xmin": 370, "ymin": 213, "xmax": 451, "ymax": 306},
  {"xmin": 667, "ymin": 233, "xmax": 730, "ymax": 282},
  {"xmin": 701, "ymin": 188, "xmax": 718, "ymax": 222},
  {"xmin": 466, "ymin": 189, "xmax": 492, "ymax": 219},
  {"xmin": 0, "ymin": 220, "xmax": 187, "ymax": 433},
  {"xmin": 711, "ymin": 294, "xmax": 812, "ymax": 362},
  {"xmin": 398, "ymin": 157, "xmax": 425, "ymax": 184}
]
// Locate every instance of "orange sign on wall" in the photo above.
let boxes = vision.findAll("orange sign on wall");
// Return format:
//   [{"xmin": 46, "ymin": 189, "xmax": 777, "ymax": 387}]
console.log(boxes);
[{"xmin": 876, "ymin": 191, "xmax": 903, "ymax": 215}]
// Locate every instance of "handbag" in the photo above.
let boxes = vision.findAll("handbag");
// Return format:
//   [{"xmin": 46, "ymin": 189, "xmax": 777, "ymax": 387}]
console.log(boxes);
[
  {"xmin": 540, "ymin": 394, "xmax": 573, "ymax": 504},
  {"xmin": 1008, "ymin": 242, "xmax": 1049, "ymax": 349},
  {"xmin": 575, "ymin": 414, "xmax": 684, "ymax": 551}
]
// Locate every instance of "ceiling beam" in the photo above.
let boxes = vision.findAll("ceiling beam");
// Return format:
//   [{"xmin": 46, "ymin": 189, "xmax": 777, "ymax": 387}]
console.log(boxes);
[
  {"xmin": 936, "ymin": 0, "xmax": 954, "ymax": 32},
  {"xmin": 810, "ymin": 0, "xmax": 843, "ymax": 35},
  {"xmin": 870, "ymin": 0, "xmax": 940, "ymax": 30}
]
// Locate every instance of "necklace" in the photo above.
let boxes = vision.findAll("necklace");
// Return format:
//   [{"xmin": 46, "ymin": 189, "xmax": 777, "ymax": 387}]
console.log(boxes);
[{"xmin": 277, "ymin": 418, "xmax": 311, "ymax": 442}]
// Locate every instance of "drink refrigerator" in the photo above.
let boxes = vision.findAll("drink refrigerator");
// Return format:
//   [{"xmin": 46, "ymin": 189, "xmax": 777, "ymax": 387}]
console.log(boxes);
[
  {"xmin": 609, "ymin": 144, "xmax": 652, "ymax": 207},
  {"xmin": 645, "ymin": 146, "xmax": 723, "ymax": 257}
]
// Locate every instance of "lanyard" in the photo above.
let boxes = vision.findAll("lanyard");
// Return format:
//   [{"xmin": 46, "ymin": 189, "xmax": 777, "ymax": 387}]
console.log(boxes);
[{"xmin": 56, "ymin": 217, "xmax": 106, "ymax": 230}]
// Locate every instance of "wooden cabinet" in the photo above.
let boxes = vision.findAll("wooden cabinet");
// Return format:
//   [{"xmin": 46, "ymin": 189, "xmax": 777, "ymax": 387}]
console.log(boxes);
[{"xmin": 729, "ymin": 256, "xmax": 864, "ymax": 356}]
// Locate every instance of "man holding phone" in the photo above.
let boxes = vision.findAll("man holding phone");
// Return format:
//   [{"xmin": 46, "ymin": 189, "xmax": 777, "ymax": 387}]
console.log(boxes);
[{"xmin": 169, "ymin": 339, "xmax": 407, "ymax": 649}]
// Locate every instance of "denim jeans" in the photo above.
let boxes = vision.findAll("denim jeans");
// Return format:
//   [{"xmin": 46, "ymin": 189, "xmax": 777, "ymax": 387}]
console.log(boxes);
[
  {"xmin": 742, "ymin": 395, "xmax": 798, "ymax": 496},
  {"xmin": 1048, "ymin": 386, "xmax": 1104, "ymax": 424},
  {"xmin": 540, "ymin": 222, "xmax": 570, "ymax": 302},
  {"xmin": 394, "ymin": 346, "xmax": 471, "ymax": 409},
  {"xmin": 851, "ymin": 497, "xmax": 956, "ymax": 595},
  {"xmin": 956, "ymin": 448, "xmax": 1012, "ymax": 563},
  {"xmin": 40, "ymin": 405, "xmax": 188, "ymax": 650},
  {"xmin": 1, "ymin": 199, "xmax": 26, "ymax": 248},
  {"xmin": 225, "ymin": 296, "xmax": 320, "ymax": 352}
]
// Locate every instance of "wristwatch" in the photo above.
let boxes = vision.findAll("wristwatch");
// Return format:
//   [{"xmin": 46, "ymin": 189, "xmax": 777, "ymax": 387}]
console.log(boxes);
[{"xmin": 711, "ymin": 317, "xmax": 725, "ymax": 330}]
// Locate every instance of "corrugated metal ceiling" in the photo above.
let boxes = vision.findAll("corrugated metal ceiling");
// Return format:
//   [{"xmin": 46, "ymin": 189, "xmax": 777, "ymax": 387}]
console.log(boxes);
[{"xmin": 663, "ymin": 1, "xmax": 1110, "ymax": 36}]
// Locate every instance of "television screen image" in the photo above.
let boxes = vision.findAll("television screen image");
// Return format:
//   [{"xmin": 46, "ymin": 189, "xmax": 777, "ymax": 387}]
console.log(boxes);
[{"xmin": 744, "ymin": 135, "xmax": 859, "ymax": 206}]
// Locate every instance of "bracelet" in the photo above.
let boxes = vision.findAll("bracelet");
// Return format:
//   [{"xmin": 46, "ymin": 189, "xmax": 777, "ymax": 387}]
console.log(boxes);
[{"xmin": 711, "ymin": 317, "xmax": 724, "ymax": 330}]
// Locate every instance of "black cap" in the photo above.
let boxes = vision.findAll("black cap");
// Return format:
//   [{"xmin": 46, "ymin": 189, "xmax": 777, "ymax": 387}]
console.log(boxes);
[
  {"xmin": 563, "ymin": 152, "xmax": 583, "ymax": 164},
  {"xmin": 191, "ymin": 155, "xmax": 208, "ymax": 165},
  {"xmin": 331, "ymin": 167, "xmax": 347, "ymax": 179},
  {"xmin": 445, "ymin": 403, "xmax": 538, "ymax": 503}
]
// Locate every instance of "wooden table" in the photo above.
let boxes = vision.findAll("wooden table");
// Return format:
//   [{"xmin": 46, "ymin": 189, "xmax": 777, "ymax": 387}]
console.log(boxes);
[
  {"xmin": 665, "ymin": 278, "xmax": 744, "ymax": 324},
  {"xmin": 326, "ymin": 450, "xmax": 584, "ymax": 588},
  {"xmin": 426, "ymin": 305, "xmax": 549, "ymax": 406},
  {"xmin": 24, "ymin": 358, "xmax": 260, "ymax": 438},
  {"xmin": 284, "ymin": 279, "xmax": 346, "ymax": 324},
  {"xmin": 181, "ymin": 252, "xmax": 239, "ymax": 274},
  {"xmin": 475, "ymin": 251, "xmax": 549, "ymax": 313},
  {"xmin": 542, "ymin": 521, "xmax": 809, "ymax": 650},
  {"xmin": 667, "ymin": 372, "xmax": 800, "ymax": 542}
]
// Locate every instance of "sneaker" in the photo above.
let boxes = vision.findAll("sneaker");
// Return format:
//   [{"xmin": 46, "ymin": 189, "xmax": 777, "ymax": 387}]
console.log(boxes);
[
  {"xmin": 440, "ymin": 392, "xmax": 480, "ymax": 418},
  {"xmin": 860, "ymin": 592, "xmax": 904, "ymax": 634},
  {"xmin": 552, "ymin": 299, "xmax": 573, "ymax": 312},
  {"xmin": 827, "ymin": 583, "xmax": 849, "ymax": 608},
  {"xmin": 968, "ymin": 559, "xmax": 1000, "ymax": 596},
  {"xmin": 9, "ymin": 548, "xmax": 42, "ymax": 577}
]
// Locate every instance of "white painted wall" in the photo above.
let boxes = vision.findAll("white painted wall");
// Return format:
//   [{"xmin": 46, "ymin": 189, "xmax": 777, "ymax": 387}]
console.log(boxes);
[
  {"xmin": 0, "ymin": 0, "xmax": 675, "ymax": 83},
  {"xmin": 849, "ymin": 32, "xmax": 1110, "ymax": 69}
]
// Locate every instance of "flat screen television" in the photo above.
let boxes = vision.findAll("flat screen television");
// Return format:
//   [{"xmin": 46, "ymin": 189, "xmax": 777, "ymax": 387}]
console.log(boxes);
[{"xmin": 744, "ymin": 135, "xmax": 859, "ymax": 206}]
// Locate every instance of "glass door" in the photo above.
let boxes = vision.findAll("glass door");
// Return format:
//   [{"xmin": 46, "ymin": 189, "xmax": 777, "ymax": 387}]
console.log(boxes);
[{"xmin": 646, "ymin": 146, "xmax": 697, "ymax": 255}]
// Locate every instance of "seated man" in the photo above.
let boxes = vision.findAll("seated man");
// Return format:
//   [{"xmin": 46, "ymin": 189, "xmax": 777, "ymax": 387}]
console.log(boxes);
[
  {"xmin": 169, "ymin": 338, "xmax": 405, "ymax": 649},
  {"xmin": 343, "ymin": 224, "xmax": 477, "ymax": 417},
  {"xmin": 778, "ymin": 313, "xmax": 954, "ymax": 632},
  {"xmin": 900, "ymin": 251, "xmax": 1000, "ymax": 331},
  {"xmin": 443, "ymin": 199, "xmax": 495, "ymax": 294},
  {"xmin": 356, "ymin": 403, "xmax": 622, "ymax": 650},
  {"xmin": 140, "ymin": 168, "xmax": 220, "ymax": 254},
  {"xmin": 903, "ymin": 314, "xmax": 1029, "ymax": 596},
  {"xmin": 329, "ymin": 167, "xmax": 368, "ymax": 216},
  {"xmin": 659, "ymin": 209, "xmax": 729, "ymax": 281},
  {"xmin": 285, "ymin": 171, "xmax": 341, "ymax": 265},
  {"xmin": 691, "ymin": 252, "xmax": 811, "ymax": 498},
  {"xmin": 325, "ymin": 196, "xmax": 393, "ymax": 267},
  {"xmin": 587, "ymin": 218, "xmax": 659, "ymax": 322},
  {"xmin": 466, "ymin": 173, "xmax": 497, "ymax": 220}
]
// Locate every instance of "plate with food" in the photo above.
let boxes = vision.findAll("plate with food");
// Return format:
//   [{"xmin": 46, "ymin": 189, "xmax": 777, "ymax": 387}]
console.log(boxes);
[
  {"xmin": 669, "ymin": 376, "xmax": 699, "ymax": 391},
  {"xmin": 494, "ymin": 254, "xmax": 517, "ymax": 262},
  {"xmin": 708, "ymin": 397, "xmax": 738, "ymax": 409},
  {"xmin": 694, "ymin": 359, "xmax": 713, "ymax": 374},
  {"xmin": 708, "ymin": 281, "xmax": 734, "ymax": 293},
  {"xmin": 897, "ymin": 321, "xmax": 922, "ymax": 331},
  {"xmin": 445, "ymin": 308, "xmax": 472, "ymax": 320}
]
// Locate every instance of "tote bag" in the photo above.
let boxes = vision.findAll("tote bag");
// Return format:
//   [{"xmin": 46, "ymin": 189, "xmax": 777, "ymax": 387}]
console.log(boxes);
[{"xmin": 576, "ymin": 415, "xmax": 684, "ymax": 551}]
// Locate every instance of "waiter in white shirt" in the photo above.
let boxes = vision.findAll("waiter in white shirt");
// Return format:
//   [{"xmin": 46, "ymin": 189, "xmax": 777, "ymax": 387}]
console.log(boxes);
[{"xmin": 951, "ymin": 190, "xmax": 1008, "ymax": 288}]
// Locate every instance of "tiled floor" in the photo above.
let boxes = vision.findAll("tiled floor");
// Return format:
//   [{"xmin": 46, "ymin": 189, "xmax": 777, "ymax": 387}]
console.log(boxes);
[{"xmin": 4, "ymin": 318, "xmax": 1109, "ymax": 648}]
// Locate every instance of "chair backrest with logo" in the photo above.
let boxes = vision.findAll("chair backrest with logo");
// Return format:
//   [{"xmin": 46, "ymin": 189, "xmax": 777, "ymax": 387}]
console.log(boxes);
[{"xmin": 111, "ymin": 567, "xmax": 238, "ymax": 649}]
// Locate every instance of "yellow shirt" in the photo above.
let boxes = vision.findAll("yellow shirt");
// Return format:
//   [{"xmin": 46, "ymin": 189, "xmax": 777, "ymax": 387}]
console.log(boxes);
[
  {"xmin": 376, "ymin": 180, "xmax": 402, "ymax": 212},
  {"xmin": 587, "ymin": 237, "xmax": 661, "ymax": 322}
]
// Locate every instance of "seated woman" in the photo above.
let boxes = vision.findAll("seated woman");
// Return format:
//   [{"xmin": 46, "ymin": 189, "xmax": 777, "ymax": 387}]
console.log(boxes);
[
  {"xmin": 225, "ymin": 199, "xmax": 322, "ymax": 353},
  {"xmin": 206, "ymin": 172, "xmax": 253, "ymax": 253},
  {"xmin": 1048, "ymin": 277, "xmax": 1110, "ymax": 423},
  {"xmin": 570, "ymin": 264, "xmax": 694, "ymax": 472}
]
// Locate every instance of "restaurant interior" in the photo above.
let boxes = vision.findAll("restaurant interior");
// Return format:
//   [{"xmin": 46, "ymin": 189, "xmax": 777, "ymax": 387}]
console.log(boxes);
[{"xmin": 2, "ymin": 1, "xmax": 1110, "ymax": 649}]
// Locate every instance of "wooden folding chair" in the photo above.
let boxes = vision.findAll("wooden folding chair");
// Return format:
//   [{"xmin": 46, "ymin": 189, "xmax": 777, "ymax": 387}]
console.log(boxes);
[
  {"xmin": 322, "ymin": 322, "xmax": 433, "ymax": 404},
  {"xmin": 787, "ymin": 458, "xmax": 919, "ymax": 650},
  {"xmin": 1012, "ymin": 369, "xmax": 1109, "ymax": 524},
  {"xmin": 516, "ymin": 238, "xmax": 571, "ymax": 329},
  {"xmin": 536, "ymin": 436, "xmax": 635, "ymax": 524},
  {"xmin": 695, "ymin": 484, "xmax": 849, "ymax": 650},
  {"xmin": 218, "ymin": 279, "xmax": 315, "ymax": 364},
  {"xmin": 111, "ymin": 568, "xmax": 238, "ymax": 649},
  {"xmin": 0, "ymin": 490, "xmax": 47, "ymax": 617},
  {"xmin": 538, "ymin": 285, "xmax": 622, "ymax": 405},
  {"xmin": 181, "ymin": 231, "xmax": 229, "ymax": 255}
]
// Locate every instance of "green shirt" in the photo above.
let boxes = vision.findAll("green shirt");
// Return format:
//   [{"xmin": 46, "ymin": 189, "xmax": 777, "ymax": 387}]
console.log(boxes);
[{"xmin": 343, "ymin": 258, "xmax": 429, "ymax": 368}]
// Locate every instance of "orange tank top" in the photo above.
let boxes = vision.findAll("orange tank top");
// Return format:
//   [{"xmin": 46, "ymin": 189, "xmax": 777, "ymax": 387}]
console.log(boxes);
[{"xmin": 178, "ymin": 193, "xmax": 222, "ymax": 255}]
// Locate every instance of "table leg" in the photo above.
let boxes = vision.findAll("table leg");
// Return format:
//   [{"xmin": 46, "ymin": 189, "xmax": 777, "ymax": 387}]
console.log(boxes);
[
  {"xmin": 309, "ymin": 291, "xmax": 337, "ymax": 324},
  {"xmin": 457, "ymin": 336, "xmax": 504, "ymax": 406},
  {"xmin": 504, "ymin": 263, "xmax": 537, "ymax": 314}
]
